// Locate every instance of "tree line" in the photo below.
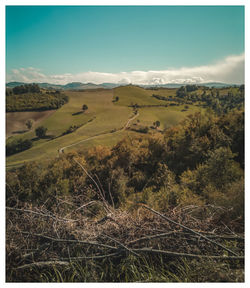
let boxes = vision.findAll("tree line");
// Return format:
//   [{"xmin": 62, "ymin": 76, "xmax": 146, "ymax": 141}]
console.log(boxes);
[
  {"xmin": 152, "ymin": 85, "xmax": 244, "ymax": 114},
  {"xmin": 6, "ymin": 84, "xmax": 69, "ymax": 112},
  {"xmin": 6, "ymin": 126, "xmax": 49, "ymax": 156}
]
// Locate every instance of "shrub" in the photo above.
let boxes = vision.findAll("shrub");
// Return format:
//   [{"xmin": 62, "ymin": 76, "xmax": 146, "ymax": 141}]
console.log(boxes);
[
  {"xmin": 63, "ymin": 125, "xmax": 79, "ymax": 135},
  {"xmin": 25, "ymin": 119, "xmax": 34, "ymax": 130},
  {"xmin": 135, "ymin": 126, "xmax": 149, "ymax": 133},
  {"xmin": 82, "ymin": 104, "xmax": 88, "ymax": 111},
  {"xmin": 35, "ymin": 126, "xmax": 47, "ymax": 138},
  {"xmin": 6, "ymin": 138, "xmax": 32, "ymax": 156}
]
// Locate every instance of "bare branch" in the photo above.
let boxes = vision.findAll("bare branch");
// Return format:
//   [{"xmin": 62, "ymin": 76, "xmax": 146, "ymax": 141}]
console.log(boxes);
[
  {"xmin": 127, "ymin": 230, "xmax": 244, "ymax": 245},
  {"xmin": 73, "ymin": 158, "xmax": 111, "ymax": 213},
  {"xmin": 15, "ymin": 261, "xmax": 70, "ymax": 270},
  {"xmin": 75, "ymin": 201, "xmax": 97, "ymax": 212},
  {"xmin": 127, "ymin": 231, "xmax": 177, "ymax": 245},
  {"xmin": 6, "ymin": 206, "xmax": 78, "ymax": 222},
  {"xmin": 132, "ymin": 247, "xmax": 244, "ymax": 260},
  {"xmin": 102, "ymin": 234, "xmax": 139, "ymax": 256},
  {"xmin": 108, "ymin": 182, "xmax": 115, "ymax": 209},
  {"xmin": 20, "ymin": 231, "xmax": 117, "ymax": 250},
  {"xmin": 57, "ymin": 252, "xmax": 120, "ymax": 261}
]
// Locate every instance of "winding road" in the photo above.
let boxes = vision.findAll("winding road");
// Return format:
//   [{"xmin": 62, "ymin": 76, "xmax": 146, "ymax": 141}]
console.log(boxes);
[{"xmin": 58, "ymin": 112, "xmax": 139, "ymax": 154}]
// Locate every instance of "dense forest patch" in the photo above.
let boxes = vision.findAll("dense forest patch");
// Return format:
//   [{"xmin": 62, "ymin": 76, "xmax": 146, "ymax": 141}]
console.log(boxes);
[{"xmin": 6, "ymin": 84, "xmax": 69, "ymax": 112}]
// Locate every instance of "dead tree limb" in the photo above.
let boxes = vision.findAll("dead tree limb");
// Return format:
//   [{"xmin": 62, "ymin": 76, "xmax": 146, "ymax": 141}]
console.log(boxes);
[
  {"xmin": 75, "ymin": 201, "xmax": 96, "ymax": 212},
  {"xmin": 6, "ymin": 206, "xmax": 78, "ymax": 222},
  {"xmin": 73, "ymin": 158, "xmax": 111, "ymax": 213},
  {"xmin": 102, "ymin": 234, "xmax": 139, "ymax": 256},
  {"xmin": 127, "ymin": 231, "xmax": 177, "ymax": 245},
  {"xmin": 132, "ymin": 247, "xmax": 244, "ymax": 260},
  {"xmin": 19, "ymin": 231, "xmax": 117, "ymax": 250},
  {"xmin": 15, "ymin": 261, "xmax": 70, "ymax": 270},
  {"xmin": 57, "ymin": 252, "xmax": 120, "ymax": 261}
]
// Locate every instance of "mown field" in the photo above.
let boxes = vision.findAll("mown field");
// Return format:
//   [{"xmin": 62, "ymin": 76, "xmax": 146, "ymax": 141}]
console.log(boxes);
[{"xmin": 6, "ymin": 86, "xmax": 204, "ymax": 167}]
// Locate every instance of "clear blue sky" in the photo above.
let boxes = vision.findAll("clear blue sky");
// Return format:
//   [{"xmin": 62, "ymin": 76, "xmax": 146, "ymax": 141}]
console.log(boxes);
[{"xmin": 6, "ymin": 5, "xmax": 244, "ymax": 75}]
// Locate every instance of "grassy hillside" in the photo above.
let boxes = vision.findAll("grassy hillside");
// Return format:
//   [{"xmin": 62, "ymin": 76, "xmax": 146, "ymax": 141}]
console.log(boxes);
[
  {"xmin": 6, "ymin": 89, "xmax": 132, "ymax": 167},
  {"xmin": 113, "ymin": 85, "xmax": 175, "ymax": 106},
  {"xmin": 113, "ymin": 85, "xmax": 203, "ymax": 130},
  {"xmin": 136, "ymin": 105, "xmax": 202, "ymax": 130}
]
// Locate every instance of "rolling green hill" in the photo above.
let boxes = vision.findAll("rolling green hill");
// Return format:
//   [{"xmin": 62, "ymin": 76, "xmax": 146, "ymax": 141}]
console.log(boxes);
[
  {"xmin": 113, "ymin": 85, "xmax": 176, "ymax": 106},
  {"xmin": 8, "ymin": 85, "xmax": 238, "ymax": 167},
  {"xmin": 113, "ymin": 85, "xmax": 203, "ymax": 130}
]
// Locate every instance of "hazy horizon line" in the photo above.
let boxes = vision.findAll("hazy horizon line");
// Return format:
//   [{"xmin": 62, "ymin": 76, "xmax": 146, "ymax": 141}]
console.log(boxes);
[{"xmin": 6, "ymin": 53, "xmax": 244, "ymax": 86}]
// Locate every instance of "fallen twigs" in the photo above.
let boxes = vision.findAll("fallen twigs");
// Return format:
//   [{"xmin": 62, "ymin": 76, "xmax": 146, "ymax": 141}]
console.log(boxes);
[
  {"xmin": 141, "ymin": 204, "xmax": 239, "ymax": 256},
  {"xmin": 6, "ymin": 200, "xmax": 244, "ymax": 281}
]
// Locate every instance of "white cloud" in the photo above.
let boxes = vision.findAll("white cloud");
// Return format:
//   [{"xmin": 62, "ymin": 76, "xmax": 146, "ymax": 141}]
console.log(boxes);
[
  {"xmin": 6, "ymin": 53, "xmax": 244, "ymax": 85},
  {"xmin": 118, "ymin": 78, "xmax": 131, "ymax": 84}
]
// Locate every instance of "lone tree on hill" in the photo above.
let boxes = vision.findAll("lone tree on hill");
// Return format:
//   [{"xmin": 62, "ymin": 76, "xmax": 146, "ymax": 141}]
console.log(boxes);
[
  {"xmin": 35, "ymin": 126, "xmax": 47, "ymax": 138},
  {"xmin": 153, "ymin": 120, "xmax": 161, "ymax": 129},
  {"xmin": 155, "ymin": 120, "xmax": 160, "ymax": 128},
  {"xmin": 25, "ymin": 119, "xmax": 34, "ymax": 130},
  {"xmin": 82, "ymin": 104, "xmax": 88, "ymax": 112}
]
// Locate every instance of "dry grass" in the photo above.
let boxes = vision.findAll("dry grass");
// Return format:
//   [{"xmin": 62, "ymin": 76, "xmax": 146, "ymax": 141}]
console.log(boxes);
[{"xmin": 6, "ymin": 110, "xmax": 56, "ymax": 138}]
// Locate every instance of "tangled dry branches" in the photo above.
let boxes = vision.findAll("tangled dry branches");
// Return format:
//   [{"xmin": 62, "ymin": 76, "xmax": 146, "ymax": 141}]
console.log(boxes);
[{"xmin": 6, "ymin": 195, "xmax": 244, "ymax": 282}]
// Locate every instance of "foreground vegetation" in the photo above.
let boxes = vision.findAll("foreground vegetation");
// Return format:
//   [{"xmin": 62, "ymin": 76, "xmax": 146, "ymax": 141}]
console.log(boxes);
[
  {"xmin": 6, "ymin": 200, "xmax": 244, "ymax": 282},
  {"xmin": 6, "ymin": 106, "xmax": 244, "ymax": 282}
]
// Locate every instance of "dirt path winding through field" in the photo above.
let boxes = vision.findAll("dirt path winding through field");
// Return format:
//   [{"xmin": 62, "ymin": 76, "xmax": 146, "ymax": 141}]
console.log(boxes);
[{"xmin": 58, "ymin": 112, "xmax": 139, "ymax": 154}]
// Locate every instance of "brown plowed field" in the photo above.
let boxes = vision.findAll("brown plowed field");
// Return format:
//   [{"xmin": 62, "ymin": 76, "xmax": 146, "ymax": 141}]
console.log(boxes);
[{"xmin": 6, "ymin": 110, "xmax": 56, "ymax": 138}]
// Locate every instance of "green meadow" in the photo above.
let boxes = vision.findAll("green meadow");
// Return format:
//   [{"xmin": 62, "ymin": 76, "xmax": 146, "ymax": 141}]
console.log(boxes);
[
  {"xmin": 113, "ymin": 85, "xmax": 176, "ymax": 106},
  {"xmin": 113, "ymin": 85, "xmax": 203, "ymax": 129}
]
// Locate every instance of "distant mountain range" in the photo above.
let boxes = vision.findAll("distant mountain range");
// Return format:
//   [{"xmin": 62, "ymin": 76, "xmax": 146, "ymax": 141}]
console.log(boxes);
[
  {"xmin": 6, "ymin": 81, "xmax": 240, "ymax": 90},
  {"xmin": 140, "ymin": 82, "xmax": 241, "ymax": 88},
  {"xmin": 6, "ymin": 81, "xmax": 119, "ymax": 90}
]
